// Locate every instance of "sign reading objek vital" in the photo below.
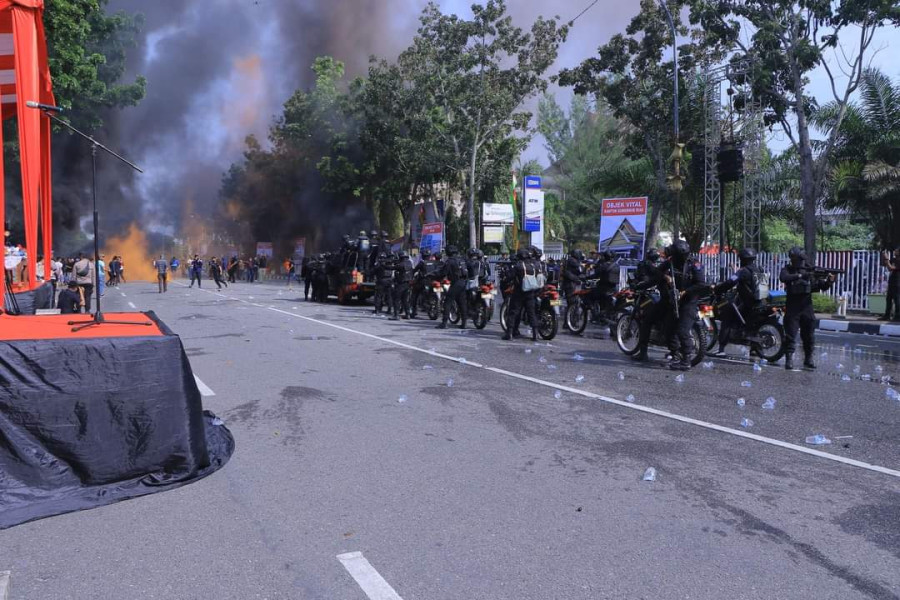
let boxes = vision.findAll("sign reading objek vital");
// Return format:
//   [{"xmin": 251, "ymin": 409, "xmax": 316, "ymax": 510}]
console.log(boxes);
[
  {"xmin": 598, "ymin": 197, "xmax": 647, "ymax": 259},
  {"xmin": 420, "ymin": 222, "xmax": 444, "ymax": 255}
]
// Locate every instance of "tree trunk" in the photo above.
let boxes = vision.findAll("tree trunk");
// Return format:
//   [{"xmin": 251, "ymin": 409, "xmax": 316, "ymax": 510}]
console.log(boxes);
[
  {"xmin": 796, "ymin": 105, "xmax": 818, "ymax": 262},
  {"xmin": 468, "ymin": 143, "xmax": 478, "ymax": 249},
  {"xmin": 645, "ymin": 191, "xmax": 663, "ymax": 252}
]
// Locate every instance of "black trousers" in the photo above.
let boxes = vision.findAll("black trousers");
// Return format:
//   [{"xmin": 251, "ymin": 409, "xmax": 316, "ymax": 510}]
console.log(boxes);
[
  {"xmin": 784, "ymin": 301, "xmax": 816, "ymax": 357},
  {"xmin": 637, "ymin": 301, "xmax": 667, "ymax": 352},
  {"xmin": 409, "ymin": 282, "xmax": 425, "ymax": 316},
  {"xmin": 510, "ymin": 290, "xmax": 538, "ymax": 334},
  {"xmin": 392, "ymin": 283, "xmax": 410, "ymax": 317},
  {"xmin": 374, "ymin": 280, "xmax": 392, "ymax": 312},
  {"xmin": 443, "ymin": 282, "xmax": 468, "ymax": 325},
  {"xmin": 885, "ymin": 282, "xmax": 900, "ymax": 320},
  {"xmin": 304, "ymin": 277, "xmax": 312, "ymax": 299},
  {"xmin": 190, "ymin": 270, "xmax": 202, "ymax": 287},
  {"xmin": 664, "ymin": 302, "xmax": 697, "ymax": 361}
]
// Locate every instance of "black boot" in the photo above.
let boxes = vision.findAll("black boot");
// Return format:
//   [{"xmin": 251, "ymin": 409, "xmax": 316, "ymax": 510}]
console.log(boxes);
[
  {"xmin": 803, "ymin": 354, "xmax": 816, "ymax": 370},
  {"xmin": 531, "ymin": 326, "xmax": 538, "ymax": 341},
  {"xmin": 502, "ymin": 332, "xmax": 512, "ymax": 341},
  {"xmin": 436, "ymin": 322, "xmax": 447, "ymax": 329},
  {"xmin": 632, "ymin": 348, "xmax": 649, "ymax": 362},
  {"xmin": 784, "ymin": 354, "xmax": 795, "ymax": 371}
]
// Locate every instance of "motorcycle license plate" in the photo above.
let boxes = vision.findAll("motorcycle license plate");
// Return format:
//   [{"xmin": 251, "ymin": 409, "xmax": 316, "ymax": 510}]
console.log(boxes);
[
  {"xmin": 481, "ymin": 293, "xmax": 492, "ymax": 299},
  {"xmin": 550, "ymin": 299, "xmax": 562, "ymax": 306}
]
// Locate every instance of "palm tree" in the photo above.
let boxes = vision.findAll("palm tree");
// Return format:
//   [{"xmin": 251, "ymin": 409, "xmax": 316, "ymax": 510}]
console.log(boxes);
[{"xmin": 816, "ymin": 68, "xmax": 900, "ymax": 248}]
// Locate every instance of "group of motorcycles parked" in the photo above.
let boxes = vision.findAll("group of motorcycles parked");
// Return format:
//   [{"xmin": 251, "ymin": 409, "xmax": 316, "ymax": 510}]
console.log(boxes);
[{"xmin": 409, "ymin": 258, "xmax": 788, "ymax": 366}]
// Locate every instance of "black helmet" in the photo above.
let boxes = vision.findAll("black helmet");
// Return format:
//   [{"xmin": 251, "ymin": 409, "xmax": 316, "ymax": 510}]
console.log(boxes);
[
  {"xmin": 572, "ymin": 249, "xmax": 585, "ymax": 261},
  {"xmin": 445, "ymin": 245, "xmax": 458, "ymax": 256},
  {"xmin": 516, "ymin": 248, "xmax": 530, "ymax": 260},
  {"xmin": 421, "ymin": 248, "xmax": 432, "ymax": 259},
  {"xmin": 667, "ymin": 240, "xmax": 690, "ymax": 258},
  {"xmin": 603, "ymin": 250, "xmax": 616, "ymax": 262},
  {"xmin": 738, "ymin": 247, "xmax": 757, "ymax": 262},
  {"xmin": 370, "ymin": 230, "xmax": 379, "ymax": 238},
  {"xmin": 399, "ymin": 251, "xmax": 408, "ymax": 259},
  {"xmin": 788, "ymin": 246, "xmax": 806, "ymax": 261},
  {"xmin": 381, "ymin": 230, "xmax": 389, "ymax": 239},
  {"xmin": 476, "ymin": 249, "xmax": 484, "ymax": 259},
  {"xmin": 534, "ymin": 247, "xmax": 543, "ymax": 258},
  {"xmin": 646, "ymin": 248, "xmax": 660, "ymax": 261},
  {"xmin": 468, "ymin": 248, "xmax": 478, "ymax": 258},
  {"xmin": 342, "ymin": 234, "xmax": 350, "ymax": 241}
]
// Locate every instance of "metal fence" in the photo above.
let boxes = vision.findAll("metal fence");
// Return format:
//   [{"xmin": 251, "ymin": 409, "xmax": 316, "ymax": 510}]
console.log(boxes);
[{"xmin": 487, "ymin": 251, "xmax": 890, "ymax": 311}]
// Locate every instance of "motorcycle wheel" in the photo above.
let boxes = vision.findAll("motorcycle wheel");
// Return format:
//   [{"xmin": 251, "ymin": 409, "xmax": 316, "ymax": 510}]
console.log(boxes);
[
  {"xmin": 565, "ymin": 299, "xmax": 588, "ymax": 335},
  {"xmin": 705, "ymin": 317, "xmax": 718, "ymax": 352},
  {"xmin": 427, "ymin": 296, "xmax": 440, "ymax": 320},
  {"xmin": 448, "ymin": 299, "xmax": 460, "ymax": 324},
  {"xmin": 473, "ymin": 304, "xmax": 488, "ymax": 329},
  {"xmin": 616, "ymin": 313, "xmax": 641, "ymax": 356},
  {"xmin": 500, "ymin": 300, "xmax": 509, "ymax": 333},
  {"xmin": 538, "ymin": 307, "xmax": 558, "ymax": 340},
  {"xmin": 689, "ymin": 322, "xmax": 708, "ymax": 367},
  {"xmin": 753, "ymin": 322, "xmax": 786, "ymax": 362}
]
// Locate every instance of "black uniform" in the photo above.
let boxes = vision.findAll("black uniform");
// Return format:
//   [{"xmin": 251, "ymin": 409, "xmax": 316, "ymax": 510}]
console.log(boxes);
[
  {"xmin": 638, "ymin": 256, "xmax": 706, "ymax": 365},
  {"xmin": 780, "ymin": 263, "xmax": 832, "ymax": 363},
  {"xmin": 409, "ymin": 257, "xmax": 433, "ymax": 318},
  {"xmin": 561, "ymin": 254, "xmax": 583, "ymax": 306},
  {"xmin": 883, "ymin": 254, "xmax": 900, "ymax": 321},
  {"xmin": 391, "ymin": 256, "xmax": 414, "ymax": 319},
  {"xmin": 437, "ymin": 253, "xmax": 468, "ymax": 328},
  {"xmin": 715, "ymin": 263, "xmax": 764, "ymax": 351},
  {"xmin": 373, "ymin": 251, "xmax": 393, "ymax": 313},
  {"xmin": 505, "ymin": 255, "xmax": 540, "ymax": 340}
]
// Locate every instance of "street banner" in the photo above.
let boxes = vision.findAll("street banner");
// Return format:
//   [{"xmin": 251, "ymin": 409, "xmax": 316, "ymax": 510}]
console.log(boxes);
[
  {"xmin": 483, "ymin": 203, "xmax": 515, "ymax": 224},
  {"xmin": 420, "ymin": 222, "xmax": 444, "ymax": 254},
  {"xmin": 598, "ymin": 197, "xmax": 648, "ymax": 259},
  {"xmin": 483, "ymin": 225, "xmax": 504, "ymax": 244},
  {"xmin": 256, "ymin": 242, "xmax": 273, "ymax": 258},
  {"xmin": 543, "ymin": 241, "xmax": 564, "ymax": 256}
]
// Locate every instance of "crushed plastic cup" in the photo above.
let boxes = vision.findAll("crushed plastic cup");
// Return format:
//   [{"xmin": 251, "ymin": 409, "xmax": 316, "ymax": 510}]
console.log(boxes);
[
  {"xmin": 702, "ymin": 361, "xmax": 714, "ymax": 369},
  {"xmin": 874, "ymin": 365, "xmax": 883, "ymax": 373},
  {"xmin": 573, "ymin": 353, "xmax": 585, "ymax": 361},
  {"xmin": 626, "ymin": 394, "xmax": 635, "ymax": 403},
  {"xmin": 422, "ymin": 365, "xmax": 434, "ymax": 370},
  {"xmin": 617, "ymin": 371, "xmax": 625, "ymax": 381},
  {"xmin": 760, "ymin": 359, "xmax": 768, "ymax": 366},
  {"xmin": 762, "ymin": 397, "xmax": 776, "ymax": 410},
  {"xmin": 886, "ymin": 387, "xmax": 898, "ymax": 400},
  {"xmin": 548, "ymin": 364, "xmax": 558, "ymax": 370},
  {"xmin": 740, "ymin": 418, "xmax": 754, "ymax": 428},
  {"xmin": 446, "ymin": 378, "xmax": 454, "ymax": 387},
  {"xmin": 575, "ymin": 375, "xmax": 585, "ymax": 383},
  {"xmin": 553, "ymin": 390, "xmax": 562, "ymax": 399},
  {"xmin": 675, "ymin": 374, "xmax": 685, "ymax": 383},
  {"xmin": 525, "ymin": 348, "xmax": 533, "ymax": 354},
  {"xmin": 736, "ymin": 397, "xmax": 746, "ymax": 408},
  {"xmin": 741, "ymin": 381, "xmax": 752, "ymax": 388},
  {"xmin": 836, "ymin": 363, "xmax": 845, "ymax": 370},
  {"xmin": 212, "ymin": 417, "xmax": 224, "ymax": 426},
  {"xmin": 853, "ymin": 365, "xmax": 861, "ymax": 374},
  {"xmin": 861, "ymin": 374, "xmax": 872, "ymax": 381},
  {"xmin": 753, "ymin": 363, "xmax": 763, "ymax": 373},
  {"xmin": 397, "ymin": 394, "xmax": 408, "ymax": 403},
  {"xmin": 805, "ymin": 434, "xmax": 831, "ymax": 445},
  {"xmin": 841, "ymin": 374, "xmax": 852, "ymax": 382},
  {"xmin": 642, "ymin": 467, "xmax": 657, "ymax": 481},
  {"xmin": 538, "ymin": 356, "xmax": 548, "ymax": 364}
]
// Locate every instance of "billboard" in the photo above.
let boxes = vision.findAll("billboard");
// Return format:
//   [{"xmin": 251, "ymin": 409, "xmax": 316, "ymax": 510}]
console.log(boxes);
[
  {"xmin": 256, "ymin": 242, "xmax": 273, "ymax": 258},
  {"xmin": 483, "ymin": 203, "xmax": 515, "ymax": 224},
  {"xmin": 483, "ymin": 225, "xmax": 504, "ymax": 244},
  {"xmin": 420, "ymin": 222, "xmax": 444, "ymax": 254},
  {"xmin": 598, "ymin": 197, "xmax": 648, "ymax": 259}
]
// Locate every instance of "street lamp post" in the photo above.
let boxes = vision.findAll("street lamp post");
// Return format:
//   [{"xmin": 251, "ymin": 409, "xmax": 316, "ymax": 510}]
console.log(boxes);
[{"xmin": 658, "ymin": 0, "xmax": 683, "ymax": 241}]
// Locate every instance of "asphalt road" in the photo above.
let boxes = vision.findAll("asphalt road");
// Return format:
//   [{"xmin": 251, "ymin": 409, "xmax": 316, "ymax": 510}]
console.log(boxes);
[{"xmin": 2, "ymin": 278, "xmax": 899, "ymax": 600}]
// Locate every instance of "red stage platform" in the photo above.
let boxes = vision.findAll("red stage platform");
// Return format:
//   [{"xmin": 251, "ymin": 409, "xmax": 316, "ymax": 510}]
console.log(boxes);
[{"xmin": 0, "ymin": 312, "xmax": 161, "ymax": 341}]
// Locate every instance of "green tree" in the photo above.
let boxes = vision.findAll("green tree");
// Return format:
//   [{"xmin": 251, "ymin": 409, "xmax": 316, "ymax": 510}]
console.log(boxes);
[
  {"xmin": 688, "ymin": 0, "xmax": 899, "ymax": 257},
  {"xmin": 401, "ymin": 0, "xmax": 568, "ymax": 247}
]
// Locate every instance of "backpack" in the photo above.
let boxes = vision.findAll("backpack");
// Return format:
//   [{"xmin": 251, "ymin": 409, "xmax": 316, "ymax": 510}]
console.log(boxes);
[
  {"xmin": 522, "ymin": 261, "xmax": 541, "ymax": 292},
  {"xmin": 75, "ymin": 261, "xmax": 89, "ymax": 277}
]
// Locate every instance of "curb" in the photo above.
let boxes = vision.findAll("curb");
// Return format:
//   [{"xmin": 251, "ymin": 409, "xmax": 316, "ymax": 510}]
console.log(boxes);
[{"xmin": 816, "ymin": 319, "xmax": 900, "ymax": 338}]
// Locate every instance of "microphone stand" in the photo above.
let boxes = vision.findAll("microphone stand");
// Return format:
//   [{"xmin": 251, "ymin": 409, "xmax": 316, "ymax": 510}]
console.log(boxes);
[{"xmin": 35, "ymin": 107, "xmax": 152, "ymax": 332}]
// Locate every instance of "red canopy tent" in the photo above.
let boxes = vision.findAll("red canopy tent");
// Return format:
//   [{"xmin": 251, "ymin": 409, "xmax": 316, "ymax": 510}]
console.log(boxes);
[{"xmin": 0, "ymin": 0, "xmax": 54, "ymax": 302}]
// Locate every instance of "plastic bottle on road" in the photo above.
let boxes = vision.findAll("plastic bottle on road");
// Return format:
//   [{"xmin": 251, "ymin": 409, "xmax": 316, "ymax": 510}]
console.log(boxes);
[
  {"xmin": 740, "ymin": 418, "xmax": 754, "ymax": 428},
  {"xmin": 675, "ymin": 374, "xmax": 685, "ymax": 383},
  {"xmin": 841, "ymin": 374, "xmax": 851, "ymax": 382},
  {"xmin": 741, "ymin": 381, "xmax": 752, "ymax": 388},
  {"xmin": 617, "ymin": 371, "xmax": 625, "ymax": 381},
  {"xmin": 575, "ymin": 374, "xmax": 585, "ymax": 383},
  {"xmin": 762, "ymin": 397, "xmax": 776, "ymax": 410},
  {"xmin": 626, "ymin": 394, "xmax": 635, "ymax": 403},
  {"xmin": 736, "ymin": 397, "xmax": 746, "ymax": 407},
  {"xmin": 573, "ymin": 353, "xmax": 584, "ymax": 361},
  {"xmin": 805, "ymin": 434, "xmax": 831, "ymax": 445},
  {"xmin": 642, "ymin": 467, "xmax": 657, "ymax": 481},
  {"xmin": 398, "ymin": 394, "xmax": 408, "ymax": 403},
  {"xmin": 554, "ymin": 390, "xmax": 562, "ymax": 399}
]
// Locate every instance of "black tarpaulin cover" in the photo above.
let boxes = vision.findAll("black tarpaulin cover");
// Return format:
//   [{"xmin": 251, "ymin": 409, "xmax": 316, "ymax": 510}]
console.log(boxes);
[
  {"xmin": 0, "ymin": 315, "xmax": 234, "ymax": 529},
  {"xmin": 4, "ymin": 281, "xmax": 52, "ymax": 314}
]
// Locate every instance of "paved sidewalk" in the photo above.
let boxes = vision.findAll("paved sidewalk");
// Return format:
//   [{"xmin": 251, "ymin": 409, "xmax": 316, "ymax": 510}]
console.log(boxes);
[{"xmin": 816, "ymin": 312, "xmax": 900, "ymax": 337}]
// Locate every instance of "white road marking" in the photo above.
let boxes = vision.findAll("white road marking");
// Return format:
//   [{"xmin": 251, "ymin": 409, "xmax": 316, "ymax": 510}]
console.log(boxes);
[
  {"xmin": 337, "ymin": 552, "xmax": 403, "ymax": 600},
  {"xmin": 193, "ymin": 375, "xmax": 215, "ymax": 397},
  {"xmin": 264, "ymin": 305, "xmax": 900, "ymax": 480},
  {"xmin": 128, "ymin": 302, "xmax": 137, "ymax": 309},
  {"xmin": 119, "ymin": 291, "xmax": 126, "ymax": 297},
  {"xmin": 0, "ymin": 570, "xmax": 9, "ymax": 600}
]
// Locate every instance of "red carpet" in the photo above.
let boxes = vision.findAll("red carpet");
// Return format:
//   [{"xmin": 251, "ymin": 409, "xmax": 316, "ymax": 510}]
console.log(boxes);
[{"xmin": 0, "ymin": 312, "xmax": 163, "ymax": 341}]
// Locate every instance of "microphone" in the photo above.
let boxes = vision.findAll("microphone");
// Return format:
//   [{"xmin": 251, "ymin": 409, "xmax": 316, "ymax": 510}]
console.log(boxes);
[{"xmin": 26, "ymin": 100, "xmax": 64, "ymax": 113}]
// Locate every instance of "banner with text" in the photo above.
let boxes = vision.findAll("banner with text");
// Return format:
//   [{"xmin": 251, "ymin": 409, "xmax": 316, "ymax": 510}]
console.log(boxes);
[
  {"xmin": 598, "ymin": 197, "xmax": 647, "ymax": 259},
  {"xmin": 420, "ymin": 222, "xmax": 444, "ymax": 255},
  {"xmin": 256, "ymin": 242, "xmax": 273, "ymax": 258},
  {"xmin": 483, "ymin": 203, "xmax": 515, "ymax": 224}
]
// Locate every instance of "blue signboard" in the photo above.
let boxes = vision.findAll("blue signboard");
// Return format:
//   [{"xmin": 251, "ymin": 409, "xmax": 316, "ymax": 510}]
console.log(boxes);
[
  {"xmin": 524, "ymin": 176, "xmax": 542, "ymax": 189},
  {"xmin": 524, "ymin": 218, "xmax": 541, "ymax": 233}
]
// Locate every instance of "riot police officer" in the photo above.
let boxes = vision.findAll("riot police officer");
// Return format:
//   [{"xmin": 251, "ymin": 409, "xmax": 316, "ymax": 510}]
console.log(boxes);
[
  {"xmin": 634, "ymin": 248, "xmax": 661, "ymax": 286},
  {"xmin": 372, "ymin": 248, "xmax": 393, "ymax": 314},
  {"xmin": 390, "ymin": 251, "xmax": 414, "ymax": 320},
  {"xmin": 561, "ymin": 249, "xmax": 584, "ymax": 318},
  {"xmin": 780, "ymin": 246, "xmax": 834, "ymax": 370},
  {"xmin": 476, "ymin": 249, "xmax": 492, "ymax": 285},
  {"xmin": 503, "ymin": 248, "xmax": 540, "ymax": 341},
  {"xmin": 436, "ymin": 246, "xmax": 468, "ymax": 329},
  {"xmin": 711, "ymin": 248, "xmax": 765, "ymax": 357},
  {"xmin": 409, "ymin": 248, "xmax": 434, "ymax": 318}
]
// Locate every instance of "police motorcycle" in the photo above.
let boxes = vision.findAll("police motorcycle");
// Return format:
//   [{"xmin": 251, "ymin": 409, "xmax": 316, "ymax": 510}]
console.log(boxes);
[
  {"xmin": 614, "ymin": 286, "xmax": 709, "ymax": 367},
  {"xmin": 707, "ymin": 288, "xmax": 787, "ymax": 362},
  {"xmin": 497, "ymin": 251, "xmax": 562, "ymax": 341}
]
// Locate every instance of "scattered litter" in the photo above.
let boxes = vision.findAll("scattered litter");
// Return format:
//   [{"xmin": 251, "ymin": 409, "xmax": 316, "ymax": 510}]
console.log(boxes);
[
  {"xmin": 446, "ymin": 378, "xmax": 454, "ymax": 388},
  {"xmin": 741, "ymin": 381, "xmax": 752, "ymax": 388},
  {"xmin": 762, "ymin": 397, "xmax": 776, "ymax": 410},
  {"xmin": 853, "ymin": 365, "xmax": 861, "ymax": 374},
  {"xmin": 759, "ymin": 359, "xmax": 768, "ymax": 366},
  {"xmin": 702, "ymin": 361, "xmax": 714, "ymax": 369},
  {"xmin": 836, "ymin": 363, "xmax": 844, "ymax": 370},
  {"xmin": 573, "ymin": 353, "xmax": 585, "ymax": 361},
  {"xmin": 617, "ymin": 371, "xmax": 625, "ymax": 381},
  {"xmin": 626, "ymin": 394, "xmax": 635, "ymax": 403},
  {"xmin": 525, "ymin": 348, "xmax": 533, "ymax": 354},
  {"xmin": 459, "ymin": 357, "xmax": 467, "ymax": 364},
  {"xmin": 886, "ymin": 388, "xmax": 898, "ymax": 400},
  {"xmin": 397, "ymin": 395, "xmax": 408, "ymax": 404},
  {"xmin": 736, "ymin": 397, "xmax": 746, "ymax": 407},
  {"xmin": 740, "ymin": 418, "xmax": 754, "ymax": 428},
  {"xmin": 292, "ymin": 306, "xmax": 298, "ymax": 310},
  {"xmin": 553, "ymin": 390, "xmax": 562, "ymax": 399},
  {"xmin": 834, "ymin": 435, "xmax": 854, "ymax": 440},
  {"xmin": 642, "ymin": 467, "xmax": 657, "ymax": 482},
  {"xmin": 805, "ymin": 434, "xmax": 831, "ymax": 445},
  {"xmin": 874, "ymin": 365, "xmax": 883, "ymax": 373},
  {"xmin": 212, "ymin": 417, "xmax": 224, "ymax": 426},
  {"xmin": 753, "ymin": 363, "xmax": 762, "ymax": 373},
  {"xmin": 841, "ymin": 374, "xmax": 852, "ymax": 382},
  {"xmin": 575, "ymin": 374, "xmax": 585, "ymax": 383},
  {"xmin": 546, "ymin": 342, "xmax": 552, "ymax": 347},
  {"xmin": 861, "ymin": 374, "xmax": 871, "ymax": 381},
  {"xmin": 854, "ymin": 347, "xmax": 863, "ymax": 354},
  {"xmin": 820, "ymin": 352, "xmax": 828, "ymax": 359},
  {"xmin": 538, "ymin": 356, "xmax": 547, "ymax": 364},
  {"xmin": 422, "ymin": 365, "xmax": 434, "ymax": 370},
  {"xmin": 548, "ymin": 364, "xmax": 558, "ymax": 370},
  {"xmin": 675, "ymin": 374, "xmax": 685, "ymax": 383}
]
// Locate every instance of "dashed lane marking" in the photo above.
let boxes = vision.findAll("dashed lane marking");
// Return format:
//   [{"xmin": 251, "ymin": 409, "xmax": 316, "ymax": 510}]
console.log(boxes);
[
  {"xmin": 127, "ymin": 302, "xmax": 136, "ymax": 309},
  {"xmin": 193, "ymin": 376, "xmax": 215, "ymax": 397},
  {"xmin": 337, "ymin": 552, "xmax": 404, "ymax": 600}
]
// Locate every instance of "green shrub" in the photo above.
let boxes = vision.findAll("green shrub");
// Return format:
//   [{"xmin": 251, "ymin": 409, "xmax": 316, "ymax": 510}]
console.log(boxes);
[{"xmin": 812, "ymin": 293, "xmax": 837, "ymax": 313}]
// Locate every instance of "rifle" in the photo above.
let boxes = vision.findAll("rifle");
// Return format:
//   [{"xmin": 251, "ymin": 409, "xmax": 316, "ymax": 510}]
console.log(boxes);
[
  {"xmin": 800, "ymin": 265, "xmax": 844, "ymax": 278},
  {"xmin": 669, "ymin": 261, "xmax": 680, "ymax": 319}
]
